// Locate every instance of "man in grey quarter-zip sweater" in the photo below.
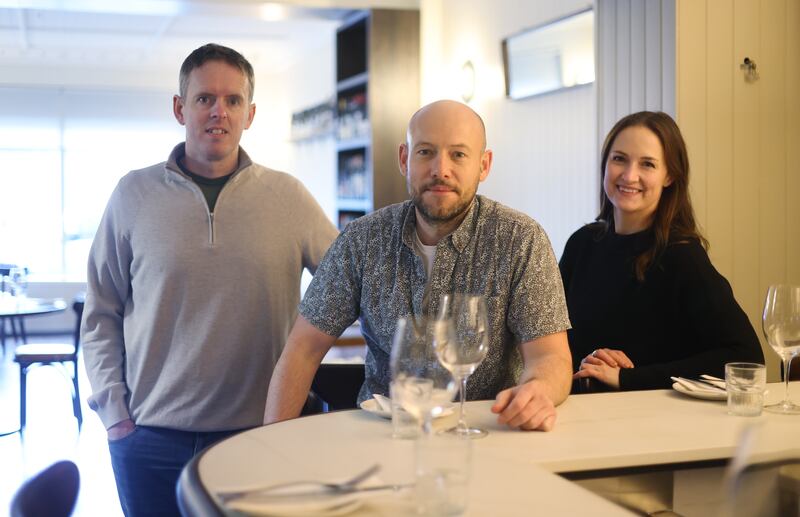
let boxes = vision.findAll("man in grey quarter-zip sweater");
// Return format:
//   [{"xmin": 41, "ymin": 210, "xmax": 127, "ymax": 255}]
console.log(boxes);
[{"xmin": 81, "ymin": 43, "xmax": 337, "ymax": 517}]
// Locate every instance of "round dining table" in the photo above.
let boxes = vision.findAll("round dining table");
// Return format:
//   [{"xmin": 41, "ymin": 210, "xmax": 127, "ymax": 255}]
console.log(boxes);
[
  {"xmin": 0, "ymin": 296, "xmax": 67, "ymax": 351},
  {"xmin": 178, "ymin": 383, "xmax": 800, "ymax": 516}
]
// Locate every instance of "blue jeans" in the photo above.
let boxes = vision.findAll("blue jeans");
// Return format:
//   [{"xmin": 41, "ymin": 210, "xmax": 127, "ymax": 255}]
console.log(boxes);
[{"xmin": 108, "ymin": 425, "xmax": 243, "ymax": 517}]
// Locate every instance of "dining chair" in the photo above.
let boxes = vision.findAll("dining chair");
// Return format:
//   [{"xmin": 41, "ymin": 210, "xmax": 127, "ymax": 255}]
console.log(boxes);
[
  {"xmin": 10, "ymin": 460, "xmax": 80, "ymax": 517},
  {"xmin": 13, "ymin": 294, "xmax": 85, "ymax": 431},
  {"xmin": 308, "ymin": 363, "xmax": 365, "ymax": 413}
]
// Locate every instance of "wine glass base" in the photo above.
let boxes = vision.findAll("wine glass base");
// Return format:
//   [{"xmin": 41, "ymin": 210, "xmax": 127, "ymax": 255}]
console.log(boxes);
[
  {"xmin": 441, "ymin": 426, "xmax": 488, "ymax": 439},
  {"xmin": 764, "ymin": 401, "xmax": 800, "ymax": 415}
]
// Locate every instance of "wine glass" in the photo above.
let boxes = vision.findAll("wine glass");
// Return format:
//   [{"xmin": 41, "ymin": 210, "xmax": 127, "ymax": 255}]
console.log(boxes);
[
  {"xmin": 436, "ymin": 294, "xmax": 490, "ymax": 438},
  {"xmin": 390, "ymin": 316, "xmax": 458, "ymax": 435},
  {"xmin": 762, "ymin": 284, "xmax": 800, "ymax": 414},
  {"xmin": 9, "ymin": 267, "xmax": 27, "ymax": 298}
]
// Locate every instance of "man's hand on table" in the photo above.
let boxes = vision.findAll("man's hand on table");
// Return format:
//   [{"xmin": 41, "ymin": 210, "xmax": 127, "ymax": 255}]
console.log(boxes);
[
  {"xmin": 107, "ymin": 418, "xmax": 136, "ymax": 441},
  {"xmin": 491, "ymin": 379, "xmax": 557, "ymax": 431}
]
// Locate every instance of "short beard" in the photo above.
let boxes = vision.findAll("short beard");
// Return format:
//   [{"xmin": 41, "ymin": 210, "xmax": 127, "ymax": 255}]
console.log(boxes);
[{"xmin": 411, "ymin": 181, "xmax": 475, "ymax": 225}]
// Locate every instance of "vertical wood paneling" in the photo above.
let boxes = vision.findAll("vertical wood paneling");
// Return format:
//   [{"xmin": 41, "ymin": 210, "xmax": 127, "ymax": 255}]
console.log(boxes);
[
  {"xmin": 644, "ymin": 0, "xmax": 663, "ymax": 110},
  {"xmin": 598, "ymin": 0, "xmax": 618, "ymax": 139},
  {"xmin": 597, "ymin": 0, "xmax": 676, "ymax": 141},
  {"xmin": 676, "ymin": 0, "xmax": 708, "ymax": 225},
  {"xmin": 629, "ymin": 0, "xmax": 646, "ymax": 111},
  {"xmin": 758, "ymin": 0, "xmax": 787, "ymax": 292},
  {"xmin": 615, "ymin": 0, "xmax": 631, "ymax": 115},
  {"xmin": 661, "ymin": 0, "xmax": 676, "ymax": 115},
  {"xmin": 705, "ymin": 0, "xmax": 734, "ymax": 278},
  {"xmin": 731, "ymin": 0, "xmax": 761, "ymax": 348},
  {"xmin": 677, "ymin": 0, "xmax": 800, "ymax": 380},
  {"xmin": 786, "ymin": 0, "xmax": 800, "ymax": 286}
]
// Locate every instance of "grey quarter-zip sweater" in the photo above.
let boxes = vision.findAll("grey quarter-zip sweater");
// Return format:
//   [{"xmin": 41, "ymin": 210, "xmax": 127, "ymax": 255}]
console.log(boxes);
[{"xmin": 82, "ymin": 143, "xmax": 338, "ymax": 431}]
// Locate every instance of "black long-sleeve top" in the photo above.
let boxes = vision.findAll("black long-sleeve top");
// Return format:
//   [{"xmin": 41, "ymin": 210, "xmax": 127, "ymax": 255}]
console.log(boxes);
[{"xmin": 559, "ymin": 224, "xmax": 764, "ymax": 391}]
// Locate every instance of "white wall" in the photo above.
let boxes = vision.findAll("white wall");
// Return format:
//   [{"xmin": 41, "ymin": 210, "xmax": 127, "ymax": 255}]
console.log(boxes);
[
  {"xmin": 283, "ymin": 33, "xmax": 338, "ymax": 223},
  {"xmin": 419, "ymin": 0, "xmax": 598, "ymax": 259}
]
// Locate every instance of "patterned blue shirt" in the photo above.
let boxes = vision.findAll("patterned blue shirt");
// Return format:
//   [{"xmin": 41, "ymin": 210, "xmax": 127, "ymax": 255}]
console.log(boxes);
[{"xmin": 299, "ymin": 196, "xmax": 570, "ymax": 403}]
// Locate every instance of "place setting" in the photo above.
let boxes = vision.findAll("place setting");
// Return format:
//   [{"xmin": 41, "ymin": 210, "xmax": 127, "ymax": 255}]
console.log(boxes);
[{"xmin": 215, "ymin": 463, "xmax": 413, "ymax": 516}]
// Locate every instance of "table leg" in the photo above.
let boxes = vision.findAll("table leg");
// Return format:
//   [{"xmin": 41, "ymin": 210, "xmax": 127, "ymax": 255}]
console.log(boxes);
[
  {"xmin": 0, "ymin": 317, "xmax": 6, "ymax": 356},
  {"xmin": 16, "ymin": 316, "xmax": 27, "ymax": 343}
]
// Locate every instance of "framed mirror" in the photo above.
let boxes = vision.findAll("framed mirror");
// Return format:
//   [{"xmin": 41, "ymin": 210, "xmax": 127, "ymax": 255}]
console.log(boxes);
[{"xmin": 502, "ymin": 8, "xmax": 594, "ymax": 100}]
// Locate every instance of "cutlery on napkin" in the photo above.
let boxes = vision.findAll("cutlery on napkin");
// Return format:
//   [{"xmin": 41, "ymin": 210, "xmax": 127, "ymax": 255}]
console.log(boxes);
[{"xmin": 670, "ymin": 376, "xmax": 726, "ymax": 393}]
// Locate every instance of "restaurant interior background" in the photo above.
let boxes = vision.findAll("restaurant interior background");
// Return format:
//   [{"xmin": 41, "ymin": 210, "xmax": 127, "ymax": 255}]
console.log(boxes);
[{"xmin": 0, "ymin": 0, "xmax": 797, "ymax": 381}]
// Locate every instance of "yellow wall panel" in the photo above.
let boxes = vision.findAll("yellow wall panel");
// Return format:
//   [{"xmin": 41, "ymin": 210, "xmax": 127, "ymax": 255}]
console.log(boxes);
[
  {"xmin": 704, "ymin": 0, "xmax": 735, "ymax": 279},
  {"xmin": 786, "ymin": 0, "xmax": 800, "ymax": 286},
  {"xmin": 677, "ymin": 0, "xmax": 708, "ymax": 226},
  {"xmin": 677, "ymin": 0, "xmax": 800, "ymax": 380},
  {"xmin": 758, "ymin": 0, "xmax": 787, "ymax": 292}
]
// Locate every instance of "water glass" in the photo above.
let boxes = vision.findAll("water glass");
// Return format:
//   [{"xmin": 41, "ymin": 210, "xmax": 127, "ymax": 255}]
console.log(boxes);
[
  {"xmin": 725, "ymin": 362, "xmax": 766, "ymax": 416},
  {"xmin": 415, "ymin": 433, "xmax": 472, "ymax": 515},
  {"xmin": 390, "ymin": 381, "xmax": 420, "ymax": 439}
]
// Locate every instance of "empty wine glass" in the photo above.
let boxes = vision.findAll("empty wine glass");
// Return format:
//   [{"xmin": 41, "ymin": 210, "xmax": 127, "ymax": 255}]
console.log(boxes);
[
  {"xmin": 390, "ymin": 316, "xmax": 458, "ymax": 435},
  {"xmin": 9, "ymin": 267, "xmax": 27, "ymax": 298},
  {"xmin": 436, "ymin": 294, "xmax": 490, "ymax": 438},
  {"xmin": 762, "ymin": 284, "xmax": 800, "ymax": 414}
]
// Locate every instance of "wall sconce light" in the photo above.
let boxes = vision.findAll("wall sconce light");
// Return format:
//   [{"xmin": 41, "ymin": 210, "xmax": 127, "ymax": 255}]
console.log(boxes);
[{"xmin": 460, "ymin": 60, "xmax": 475, "ymax": 102}]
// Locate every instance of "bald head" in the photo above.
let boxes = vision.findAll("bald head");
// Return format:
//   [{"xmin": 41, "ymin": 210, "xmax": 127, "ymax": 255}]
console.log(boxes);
[{"xmin": 406, "ymin": 100, "xmax": 487, "ymax": 152}]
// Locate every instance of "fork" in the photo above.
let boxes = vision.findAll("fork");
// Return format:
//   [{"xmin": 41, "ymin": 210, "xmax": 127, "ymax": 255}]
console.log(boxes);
[{"xmin": 216, "ymin": 463, "xmax": 381, "ymax": 503}]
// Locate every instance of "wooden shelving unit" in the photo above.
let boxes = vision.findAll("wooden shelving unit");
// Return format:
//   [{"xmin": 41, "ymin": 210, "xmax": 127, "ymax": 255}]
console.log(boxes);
[{"xmin": 335, "ymin": 9, "xmax": 420, "ymax": 229}]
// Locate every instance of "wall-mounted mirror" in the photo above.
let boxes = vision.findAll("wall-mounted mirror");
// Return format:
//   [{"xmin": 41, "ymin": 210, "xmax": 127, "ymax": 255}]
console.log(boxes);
[{"xmin": 502, "ymin": 8, "xmax": 594, "ymax": 100}]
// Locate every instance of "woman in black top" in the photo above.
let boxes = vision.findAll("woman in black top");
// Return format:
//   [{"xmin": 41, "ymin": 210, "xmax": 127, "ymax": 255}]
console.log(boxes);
[{"xmin": 560, "ymin": 111, "xmax": 763, "ymax": 391}]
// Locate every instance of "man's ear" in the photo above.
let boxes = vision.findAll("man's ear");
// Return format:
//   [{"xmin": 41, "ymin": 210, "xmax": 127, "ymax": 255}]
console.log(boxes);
[
  {"xmin": 244, "ymin": 103, "xmax": 256, "ymax": 129},
  {"xmin": 173, "ymin": 95, "xmax": 186, "ymax": 125},
  {"xmin": 479, "ymin": 149, "xmax": 493, "ymax": 182},
  {"xmin": 398, "ymin": 143, "xmax": 409, "ymax": 177}
]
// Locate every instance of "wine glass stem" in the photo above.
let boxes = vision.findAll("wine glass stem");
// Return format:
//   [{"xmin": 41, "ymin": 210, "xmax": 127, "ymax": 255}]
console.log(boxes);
[
  {"xmin": 458, "ymin": 376, "xmax": 468, "ymax": 431},
  {"xmin": 782, "ymin": 354, "xmax": 796, "ymax": 406},
  {"xmin": 422, "ymin": 413, "xmax": 434, "ymax": 436}
]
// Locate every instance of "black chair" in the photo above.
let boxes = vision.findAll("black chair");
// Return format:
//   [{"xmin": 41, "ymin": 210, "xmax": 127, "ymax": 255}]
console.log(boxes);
[
  {"xmin": 10, "ymin": 460, "xmax": 80, "ymax": 517},
  {"xmin": 306, "ymin": 363, "xmax": 365, "ymax": 413},
  {"xmin": 14, "ymin": 295, "xmax": 85, "ymax": 431}
]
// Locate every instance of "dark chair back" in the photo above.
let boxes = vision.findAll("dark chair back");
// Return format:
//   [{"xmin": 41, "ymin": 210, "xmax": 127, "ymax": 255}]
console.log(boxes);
[
  {"xmin": 10, "ymin": 460, "xmax": 80, "ymax": 517},
  {"xmin": 309, "ymin": 363, "xmax": 365, "ymax": 412}
]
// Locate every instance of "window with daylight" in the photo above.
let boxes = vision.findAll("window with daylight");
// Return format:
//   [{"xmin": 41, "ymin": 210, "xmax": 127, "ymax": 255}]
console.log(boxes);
[{"xmin": 0, "ymin": 87, "xmax": 183, "ymax": 281}]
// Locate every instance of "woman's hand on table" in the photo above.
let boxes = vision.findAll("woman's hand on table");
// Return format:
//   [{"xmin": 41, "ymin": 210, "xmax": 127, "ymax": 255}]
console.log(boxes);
[
  {"xmin": 572, "ymin": 348, "xmax": 634, "ymax": 390},
  {"xmin": 491, "ymin": 379, "xmax": 557, "ymax": 432}
]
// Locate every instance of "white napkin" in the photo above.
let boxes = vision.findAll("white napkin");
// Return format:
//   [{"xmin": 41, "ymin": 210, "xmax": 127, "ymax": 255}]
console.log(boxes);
[{"xmin": 372, "ymin": 394, "xmax": 392, "ymax": 412}]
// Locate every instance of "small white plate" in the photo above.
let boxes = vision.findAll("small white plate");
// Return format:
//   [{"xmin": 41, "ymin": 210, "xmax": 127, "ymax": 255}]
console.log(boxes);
[
  {"xmin": 672, "ymin": 382, "xmax": 727, "ymax": 401},
  {"xmin": 359, "ymin": 398, "xmax": 455, "ymax": 419}
]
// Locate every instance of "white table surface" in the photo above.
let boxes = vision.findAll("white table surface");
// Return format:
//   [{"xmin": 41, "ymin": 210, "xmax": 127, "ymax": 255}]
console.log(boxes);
[{"xmin": 194, "ymin": 382, "xmax": 800, "ymax": 516}]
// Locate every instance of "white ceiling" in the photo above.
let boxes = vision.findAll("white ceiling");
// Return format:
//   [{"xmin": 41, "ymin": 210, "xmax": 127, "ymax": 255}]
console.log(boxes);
[{"xmin": 0, "ymin": 0, "xmax": 418, "ymax": 85}]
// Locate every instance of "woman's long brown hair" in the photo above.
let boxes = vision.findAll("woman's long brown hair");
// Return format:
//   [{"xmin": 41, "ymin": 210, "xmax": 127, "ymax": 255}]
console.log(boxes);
[{"xmin": 596, "ymin": 111, "xmax": 708, "ymax": 281}]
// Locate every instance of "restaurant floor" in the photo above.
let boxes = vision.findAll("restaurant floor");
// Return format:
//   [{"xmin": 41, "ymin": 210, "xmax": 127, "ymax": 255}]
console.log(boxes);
[{"xmin": 0, "ymin": 335, "xmax": 123, "ymax": 516}]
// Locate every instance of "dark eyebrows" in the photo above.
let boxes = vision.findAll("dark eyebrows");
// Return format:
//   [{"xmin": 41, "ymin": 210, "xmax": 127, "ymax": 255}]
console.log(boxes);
[{"xmin": 610, "ymin": 150, "xmax": 660, "ymax": 162}]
